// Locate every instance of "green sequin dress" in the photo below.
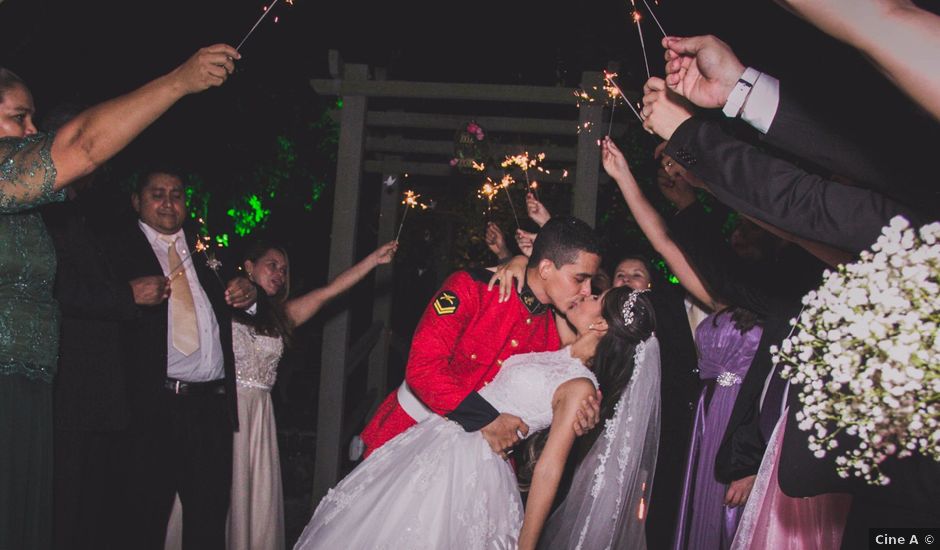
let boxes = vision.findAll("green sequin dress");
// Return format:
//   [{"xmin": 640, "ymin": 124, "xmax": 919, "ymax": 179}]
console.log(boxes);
[{"xmin": 0, "ymin": 132, "xmax": 63, "ymax": 550}]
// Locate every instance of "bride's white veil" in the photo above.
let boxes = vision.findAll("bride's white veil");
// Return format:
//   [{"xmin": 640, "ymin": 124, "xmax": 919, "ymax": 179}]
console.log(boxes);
[{"xmin": 538, "ymin": 335, "xmax": 662, "ymax": 550}]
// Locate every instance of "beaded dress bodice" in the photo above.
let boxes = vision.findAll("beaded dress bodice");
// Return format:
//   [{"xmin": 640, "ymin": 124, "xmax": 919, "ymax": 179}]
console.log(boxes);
[
  {"xmin": 0, "ymin": 133, "xmax": 64, "ymax": 382},
  {"xmin": 233, "ymin": 321, "xmax": 285, "ymax": 390}
]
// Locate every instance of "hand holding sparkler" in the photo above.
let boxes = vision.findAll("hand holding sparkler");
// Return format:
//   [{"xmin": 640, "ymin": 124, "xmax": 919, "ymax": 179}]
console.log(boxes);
[
  {"xmin": 170, "ymin": 45, "xmax": 240, "ymax": 94},
  {"xmin": 525, "ymin": 192, "xmax": 552, "ymax": 227},
  {"xmin": 662, "ymin": 35, "xmax": 747, "ymax": 109},
  {"xmin": 600, "ymin": 136, "xmax": 635, "ymax": 183},
  {"xmin": 640, "ymin": 77, "xmax": 695, "ymax": 140},
  {"xmin": 370, "ymin": 241, "xmax": 399, "ymax": 266},
  {"xmin": 130, "ymin": 275, "xmax": 170, "ymax": 306}
]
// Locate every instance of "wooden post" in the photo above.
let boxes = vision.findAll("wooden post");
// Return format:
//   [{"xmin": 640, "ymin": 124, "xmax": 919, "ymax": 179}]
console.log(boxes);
[
  {"xmin": 312, "ymin": 61, "xmax": 369, "ymax": 507},
  {"xmin": 366, "ymin": 156, "xmax": 400, "ymax": 411},
  {"xmin": 573, "ymin": 71, "xmax": 605, "ymax": 227}
]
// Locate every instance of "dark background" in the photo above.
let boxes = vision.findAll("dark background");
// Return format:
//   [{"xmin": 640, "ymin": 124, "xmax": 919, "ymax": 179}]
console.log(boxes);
[{"xmin": 3, "ymin": 0, "xmax": 939, "ymax": 539}]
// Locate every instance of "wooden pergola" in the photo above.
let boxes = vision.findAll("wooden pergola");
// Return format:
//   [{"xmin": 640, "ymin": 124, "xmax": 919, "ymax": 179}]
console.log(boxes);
[{"xmin": 308, "ymin": 50, "xmax": 635, "ymax": 505}]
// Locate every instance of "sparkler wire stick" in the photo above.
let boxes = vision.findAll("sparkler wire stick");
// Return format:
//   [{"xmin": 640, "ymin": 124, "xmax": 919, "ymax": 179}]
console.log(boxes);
[
  {"xmin": 605, "ymin": 75, "xmax": 644, "ymax": 123},
  {"xmin": 501, "ymin": 185, "xmax": 522, "ymax": 230},
  {"xmin": 641, "ymin": 0, "xmax": 668, "ymax": 37},
  {"xmin": 395, "ymin": 205, "xmax": 409, "ymax": 241},
  {"xmin": 236, "ymin": 0, "xmax": 282, "ymax": 52},
  {"xmin": 634, "ymin": 11, "xmax": 651, "ymax": 80},
  {"xmin": 608, "ymin": 99, "xmax": 617, "ymax": 136}
]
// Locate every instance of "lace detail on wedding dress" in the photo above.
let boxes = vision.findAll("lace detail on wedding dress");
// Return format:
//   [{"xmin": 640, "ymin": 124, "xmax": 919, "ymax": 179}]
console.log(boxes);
[
  {"xmin": 233, "ymin": 321, "xmax": 284, "ymax": 390},
  {"xmin": 537, "ymin": 336, "xmax": 661, "ymax": 550},
  {"xmin": 479, "ymin": 347, "xmax": 598, "ymax": 435}
]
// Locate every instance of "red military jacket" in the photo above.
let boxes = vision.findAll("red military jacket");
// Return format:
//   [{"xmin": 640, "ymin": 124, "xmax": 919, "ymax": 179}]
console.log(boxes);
[{"xmin": 360, "ymin": 268, "xmax": 561, "ymax": 455}]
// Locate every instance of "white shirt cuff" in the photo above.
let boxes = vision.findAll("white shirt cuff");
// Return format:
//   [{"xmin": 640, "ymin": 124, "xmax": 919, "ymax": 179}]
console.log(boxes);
[
  {"xmin": 722, "ymin": 67, "xmax": 760, "ymax": 119},
  {"xmin": 740, "ymin": 72, "xmax": 780, "ymax": 134},
  {"xmin": 246, "ymin": 302, "xmax": 258, "ymax": 316}
]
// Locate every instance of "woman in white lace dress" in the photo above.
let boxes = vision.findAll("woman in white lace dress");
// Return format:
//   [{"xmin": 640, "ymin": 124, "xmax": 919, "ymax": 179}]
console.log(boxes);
[
  {"xmin": 165, "ymin": 239, "xmax": 397, "ymax": 550},
  {"xmin": 293, "ymin": 286, "xmax": 656, "ymax": 550}
]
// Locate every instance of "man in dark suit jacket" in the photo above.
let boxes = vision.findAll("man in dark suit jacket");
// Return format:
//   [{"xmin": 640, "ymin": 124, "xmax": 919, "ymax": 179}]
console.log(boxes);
[
  {"xmin": 44, "ymin": 175, "xmax": 169, "ymax": 550},
  {"xmin": 112, "ymin": 170, "xmax": 256, "ymax": 550}
]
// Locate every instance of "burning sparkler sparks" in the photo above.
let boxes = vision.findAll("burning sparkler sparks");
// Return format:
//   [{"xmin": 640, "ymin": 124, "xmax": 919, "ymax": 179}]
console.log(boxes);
[
  {"xmin": 395, "ymin": 190, "xmax": 428, "ymax": 241},
  {"xmin": 236, "ymin": 0, "xmax": 293, "ymax": 52},
  {"xmin": 604, "ymin": 71, "xmax": 644, "ymax": 123}
]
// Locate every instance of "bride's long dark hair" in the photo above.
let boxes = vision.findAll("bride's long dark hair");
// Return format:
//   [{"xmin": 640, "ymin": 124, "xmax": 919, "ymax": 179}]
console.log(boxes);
[{"xmin": 517, "ymin": 286, "xmax": 656, "ymax": 490}]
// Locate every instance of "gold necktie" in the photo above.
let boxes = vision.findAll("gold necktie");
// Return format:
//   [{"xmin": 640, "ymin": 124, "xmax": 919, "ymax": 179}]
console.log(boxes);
[{"xmin": 164, "ymin": 236, "xmax": 200, "ymax": 356}]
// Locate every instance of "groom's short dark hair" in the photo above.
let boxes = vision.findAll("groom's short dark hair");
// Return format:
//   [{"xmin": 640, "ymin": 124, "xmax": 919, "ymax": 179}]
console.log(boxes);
[{"xmin": 529, "ymin": 216, "xmax": 600, "ymax": 268}]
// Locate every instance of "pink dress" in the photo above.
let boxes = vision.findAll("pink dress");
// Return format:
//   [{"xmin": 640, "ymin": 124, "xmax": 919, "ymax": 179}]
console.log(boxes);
[{"xmin": 730, "ymin": 411, "xmax": 852, "ymax": 550}]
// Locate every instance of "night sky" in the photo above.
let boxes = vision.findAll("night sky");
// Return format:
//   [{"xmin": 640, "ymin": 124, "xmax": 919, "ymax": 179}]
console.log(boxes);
[{"xmin": 2, "ymin": 0, "xmax": 938, "ymax": 246}]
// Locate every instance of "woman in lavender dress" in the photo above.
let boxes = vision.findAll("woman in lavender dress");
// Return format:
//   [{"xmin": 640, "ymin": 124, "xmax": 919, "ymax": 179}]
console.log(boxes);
[{"xmin": 602, "ymin": 137, "xmax": 763, "ymax": 549}]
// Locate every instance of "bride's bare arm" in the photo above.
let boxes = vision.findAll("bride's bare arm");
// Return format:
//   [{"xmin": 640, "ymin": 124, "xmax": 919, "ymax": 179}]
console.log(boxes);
[{"xmin": 517, "ymin": 377, "xmax": 596, "ymax": 550}]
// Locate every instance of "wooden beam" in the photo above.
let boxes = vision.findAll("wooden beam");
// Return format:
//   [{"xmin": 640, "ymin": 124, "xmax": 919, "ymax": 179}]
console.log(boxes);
[
  {"xmin": 311, "ymin": 78, "xmax": 578, "ymax": 105},
  {"xmin": 363, "ymin": 159, "xmax": 575, "ymax": 184},
  {"xmin": 313, "ymin": 63, "xmax": 369, "ymax": 508},
  {"xmin": 365, "ymin": 136, "xmax": 578, "ymax": 163},
  {"xmin": 366, "ymin": 111, "xmax": 587, "ymax": 136}
]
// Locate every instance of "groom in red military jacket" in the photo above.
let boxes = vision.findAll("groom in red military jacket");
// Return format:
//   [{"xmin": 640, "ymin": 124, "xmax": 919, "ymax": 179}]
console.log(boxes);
[{"xmin": 361, "ymin": 217, "xmax": 602, "ymax": 457}]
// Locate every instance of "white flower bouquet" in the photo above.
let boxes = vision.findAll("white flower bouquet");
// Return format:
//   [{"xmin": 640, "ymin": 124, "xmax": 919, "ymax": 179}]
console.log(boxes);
[{"xmin": 773, "ymin": 216, "xmax": 940, "ymax": 485}]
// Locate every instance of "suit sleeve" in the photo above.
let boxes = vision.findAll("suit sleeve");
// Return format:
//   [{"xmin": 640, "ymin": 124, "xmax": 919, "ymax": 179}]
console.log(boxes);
[
  {"xmin": 54, "ymin": 264, "xmax": 139, "ymax": 321},
  {"xmin": 761, "ymin": 89, "xmax": 896, "ymax": 194},
  {"xmin": 665, "ymin": 117, "xmax": 925, "ymax": 253},
  {"xmin": 404, "ymin": 273, "xmax": 496, "ymax": 427}
]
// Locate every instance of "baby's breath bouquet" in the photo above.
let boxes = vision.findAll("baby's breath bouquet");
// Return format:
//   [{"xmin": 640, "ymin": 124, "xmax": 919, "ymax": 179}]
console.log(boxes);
[{"xmin": 773, "ymin": 216, "xmax": 940, "ymax": 486}]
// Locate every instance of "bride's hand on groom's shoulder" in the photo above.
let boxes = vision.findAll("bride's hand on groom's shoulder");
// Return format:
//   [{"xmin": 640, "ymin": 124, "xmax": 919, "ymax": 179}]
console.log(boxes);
[
  {"xmin": 572, "ymin": 390, "xmax": 602, "ymax": 436},
  {"xmin": 481, "ymin": 413, "xmax": 529, "ymax": 459}
]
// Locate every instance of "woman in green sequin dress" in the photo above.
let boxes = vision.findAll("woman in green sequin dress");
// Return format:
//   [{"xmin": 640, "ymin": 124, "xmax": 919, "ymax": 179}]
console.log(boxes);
[{"xmin": 0, "ymin": 46, "xmax": 238, "ymax": 549}]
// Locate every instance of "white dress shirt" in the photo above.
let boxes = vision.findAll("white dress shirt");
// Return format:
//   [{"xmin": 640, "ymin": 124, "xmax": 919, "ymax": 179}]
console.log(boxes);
[{"xmin": 138, "ymin": 221, "xmax": 225, "ymax": 382}]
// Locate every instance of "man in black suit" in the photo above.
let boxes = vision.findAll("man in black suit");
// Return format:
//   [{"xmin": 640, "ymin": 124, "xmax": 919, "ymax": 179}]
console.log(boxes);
[
  {"xmin": 113, "ymin": 170, "xmax": 256, "ymax": 550},
  {"xmin": 44, "ymin": 169, "xmax": 170, "ymax": 550}
]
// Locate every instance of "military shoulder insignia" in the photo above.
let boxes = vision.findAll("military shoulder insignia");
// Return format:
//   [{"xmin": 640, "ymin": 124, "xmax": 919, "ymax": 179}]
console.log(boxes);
[{"xmin": 433, "ymin": 291, "xmax": 459, "ymax": 315}]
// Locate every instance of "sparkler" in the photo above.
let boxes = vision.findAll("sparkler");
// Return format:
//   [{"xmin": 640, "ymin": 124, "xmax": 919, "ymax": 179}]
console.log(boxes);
[
  {"xmin": 640, "ymin": 0, "xmax": 668, "ymax": 37},
  {"xmin": 168, "ymin": 233, "xmax": 224, "ymax": 286},
  {"xmin": 236, "ymin": 0, "xmax": 293, "ymax": 52},
  {"xmin": 477, "ymin": 180, "xmax": 499, "ymax": 223},
  {"xmin": 498, "ymin": 174, "xmax": 522, "ymax": 230},
  {"xmin": 607, "ymin": 83, "xmax": 619, "ymax": 136},
  {"xmin": 501, "ymin": 152, "xmax": 547, "ymax": 202},
  {"xmin": 604, "ymin": 72, "xmax": 644, "ymax": 123},
  {"xmin": 395, "ymin": 190, "xmax": 427, "ymax": 241},
  {"xmin": 631, "ymin": 6, "xmax": 651, "ymax": 80}
]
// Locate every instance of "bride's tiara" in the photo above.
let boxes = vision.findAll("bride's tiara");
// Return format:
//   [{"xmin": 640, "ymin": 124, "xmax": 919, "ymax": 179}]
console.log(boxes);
[{"xmin": 621, "ymin": 289, "xmax": 650, "ymax": 326}]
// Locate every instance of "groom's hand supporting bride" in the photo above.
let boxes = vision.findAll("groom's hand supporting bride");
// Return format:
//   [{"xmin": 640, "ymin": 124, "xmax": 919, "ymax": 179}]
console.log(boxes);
[
  {"xmin": 482, "ymin": 414, "xmax": 529, "ymax": 458},
  {"xmin": 573, "ymin": 391, "xmax": 602, "ymax": 436}
]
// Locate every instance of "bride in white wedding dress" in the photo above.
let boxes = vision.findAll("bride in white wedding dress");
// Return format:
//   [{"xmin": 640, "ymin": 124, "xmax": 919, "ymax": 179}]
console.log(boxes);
[{"xmin": 294, "ymin": 286, "xmax": 656, "ymax": 550}]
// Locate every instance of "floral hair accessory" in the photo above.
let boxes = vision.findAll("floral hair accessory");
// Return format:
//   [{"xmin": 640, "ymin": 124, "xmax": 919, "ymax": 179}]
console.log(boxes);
[{"xmin": 621, "ymin": 288, "xmax": 650, "ymax": 326}]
